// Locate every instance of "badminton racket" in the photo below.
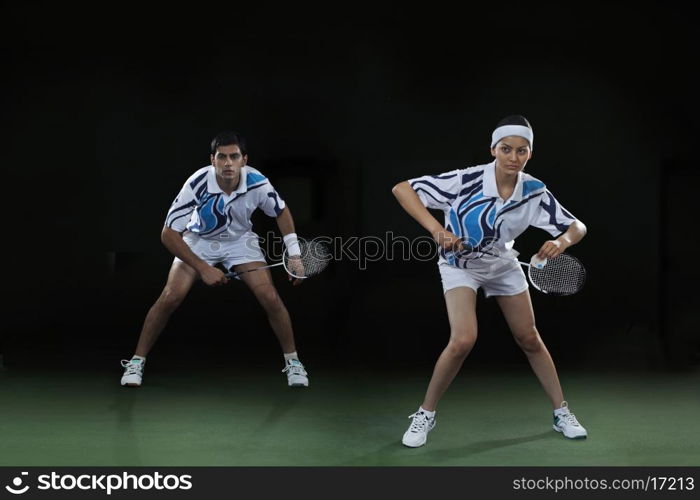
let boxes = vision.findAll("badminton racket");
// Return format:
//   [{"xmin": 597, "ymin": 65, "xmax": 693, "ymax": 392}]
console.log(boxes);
[
  {"xmin": 451, "ymin": 245, "xmax": 586, "ymax": 296},
  {"xmin": 225, "ymin": 239, "xmax": 331, "ymax": 280}
]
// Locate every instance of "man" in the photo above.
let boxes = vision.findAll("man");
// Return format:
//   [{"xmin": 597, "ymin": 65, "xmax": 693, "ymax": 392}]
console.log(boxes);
[{"xmin": 120, "ymin": 131, "xmax": 309, "ymax": 388}]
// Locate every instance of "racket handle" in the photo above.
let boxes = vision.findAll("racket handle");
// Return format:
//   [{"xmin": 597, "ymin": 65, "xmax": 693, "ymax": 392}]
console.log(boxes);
[
  {"xmin": 453, "ymin": 246, "xmax": 530, "ymax": 268},
  {"xmin": 224, "ymin": 262, "xmax": 284, "ymax": 279},
  {"xmin": 451, "ymin": 243, "xmax": 476, "ymax": 258}
]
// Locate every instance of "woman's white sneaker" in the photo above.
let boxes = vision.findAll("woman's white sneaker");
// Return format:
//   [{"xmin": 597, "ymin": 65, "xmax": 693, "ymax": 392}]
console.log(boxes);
[
  {"xmin": 402, "ymin": 409, "xmax": 436, "ymax": 447},
  {"xmin": 553, "ymin": 401, "xmax": 587, "ymax": 439}
]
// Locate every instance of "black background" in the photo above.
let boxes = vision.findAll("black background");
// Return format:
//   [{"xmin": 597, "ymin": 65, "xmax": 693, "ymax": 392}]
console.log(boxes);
[{"xmin": 2, "ymin": 3, "xmax": 697, "ymax": 372}]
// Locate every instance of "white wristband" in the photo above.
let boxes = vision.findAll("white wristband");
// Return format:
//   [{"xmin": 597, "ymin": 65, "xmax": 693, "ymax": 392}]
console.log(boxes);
[{"xmin": 283, "ymin": 233, "xmax": 301, "ymax": 256}]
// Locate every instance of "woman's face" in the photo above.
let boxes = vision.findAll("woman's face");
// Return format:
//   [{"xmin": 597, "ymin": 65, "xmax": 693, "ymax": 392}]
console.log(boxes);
[{"xmin": 491, "ymin": 136, "xmax": 532, "ymax": 175}]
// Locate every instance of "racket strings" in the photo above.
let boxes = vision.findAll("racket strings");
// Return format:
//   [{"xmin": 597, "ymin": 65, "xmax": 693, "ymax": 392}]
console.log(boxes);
[
  {"xmin": 283, "ymin": 240, "xmax": 331, "ymax": 278},
  {"xmin": 528, "ymin": 254, "xmax": 586, "ymax": 295}
]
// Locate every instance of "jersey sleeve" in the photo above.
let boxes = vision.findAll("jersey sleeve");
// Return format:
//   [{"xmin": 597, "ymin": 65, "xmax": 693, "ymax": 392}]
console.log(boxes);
[
  {"xmin": 408, "ymin": 170, "xmax": 461, "ymax": 210},
  {"xmin": 165, "ymin": 180, "xmax": 199, "ymax": 232},
  {"xmin": 531, "ymin": 189, "xmax": 577, "ymax": 236},
  {"xmin": 256, "ymin": 180, "xmax": 287, "ymax": 217}
]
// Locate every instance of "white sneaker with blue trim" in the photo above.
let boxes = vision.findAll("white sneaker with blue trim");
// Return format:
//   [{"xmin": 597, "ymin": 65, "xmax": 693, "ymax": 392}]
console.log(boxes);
[
  {"xmin": 402, "ymin": 409, "xmax": 436, "ymax": 447},
  {"xmin": 553, "ymin": 401, "xmax": 587, "ymax": 439},
  {"xmin": 120, "ymin": 358, "xmax": 145, "ymax": 387},
  {"xmin": 282, "ymin": 359, "xmax": 309, "ymax": 387}
]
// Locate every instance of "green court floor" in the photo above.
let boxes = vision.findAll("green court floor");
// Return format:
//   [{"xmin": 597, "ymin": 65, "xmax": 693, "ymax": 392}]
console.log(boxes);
[{"xmin": 1, "ymin": 364, "xmax": 699, "ymax": 466}]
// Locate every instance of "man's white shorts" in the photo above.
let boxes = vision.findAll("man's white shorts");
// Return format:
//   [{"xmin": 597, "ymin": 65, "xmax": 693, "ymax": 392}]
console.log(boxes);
[
  {"xmin": 174, "ymin": 231, "xmax": 266, "ymax": 270},
  {"xmin": 438, "ymin": 259, "xmax": 528, "ymax": 297}
]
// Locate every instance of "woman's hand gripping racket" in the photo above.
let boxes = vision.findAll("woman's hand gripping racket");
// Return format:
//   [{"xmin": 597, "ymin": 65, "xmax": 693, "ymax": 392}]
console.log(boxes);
[
  {"xmin": 224, "ymin": 239, "xmax": 331, "ymax": 284},
  {"xmin": 453, "ymin": 244, "xmax": 586, "ymax": 296}
]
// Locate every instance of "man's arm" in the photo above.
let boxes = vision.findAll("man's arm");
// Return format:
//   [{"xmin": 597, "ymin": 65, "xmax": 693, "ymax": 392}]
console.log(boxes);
[
  {"xmin": 161, "ymin": 227, "xmax": 228, "ymax": 286},
  {"xmin": 275, "ymin": 206, "xmax": 296, "ymax": 237},
  {"xmin": 274, "ymin": 207, "xmax": 303, "ymax": 285}
]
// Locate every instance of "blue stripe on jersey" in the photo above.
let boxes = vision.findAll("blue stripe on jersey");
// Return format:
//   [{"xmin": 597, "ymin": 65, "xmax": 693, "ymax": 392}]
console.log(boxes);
[
  {"xmin": 228, "ymin": 181, "xmax": 268, "ymax": 204},
  {"xmin": 464, "ymin": 198, "xmax": 492, "ymax": 245},
  {"xmin": 195, "ymin": 182, "xmax": 208, "ymax": 200},
  {"xmin": 480, "ymin": 199, "xmax": 497, "ymax": 240},
  {"xmin": 496, "ymin": 192, "xmax": 543, "ymax": 218},
  {"xmin": 539, "ymin": 192, "xmax": 571, "ymax": 232},
  {"xmin": 410, "ymin": 179, "xmax": 458, "ymax": 201},
  {"xmin": 487, "ymin": 201, "xmax": 497, "ymax": 226},
  {"xmin": 196, "ymin": 194, "xmax": 228, "ymax": 235},
  {"xmin": 477, "ymin": 199, "xmax": 498, "ymax": 249},
  {"xmin": 560, "ymin": 204, "xmax": 574, "ymax": 219},
  {"xmin": 459, "ymin": 180, "xmax": 483, "ymax": 198},
  {"xmin": 449, "ymin": 208, "xmax": 461, "ymax": 237},
  {"xmin": 247, "ymin": 183, "xmax": 267, "ymax": 194},
  {"xmin": 166, "ymin": 199, "xmax": 197, "ymax": 226},
  {"xmin": 267, "ymin": 191, "xmax": 283, "ymax": 215},
  {"xmin": 413, "ymin": 187, "xmax": 445, "ymax": 206},
  {"xmin": 456, "ymin": 191, "xmax": 484, "ymax": 244},
  {"xmin": 493, "ymin": 219, "xmax": 504, "ymax": 242},
  {"xmin": 522, "ymin": 180, "xmax": 545, "ymax": 197},
  {"xmin": 452, "ymin": 186, "xmax": 501, "ymax": 249},
  {"xmin": 168, "ymin": 212, "xmax": 192, "ymax": 229},
  {"xmin": 167, "ymin": 199, "xmax": 197, "ymax": 215},
  {"xmin": 246, "ymin": 171, "xmax": 267, "ymax": 186},
  {"xmin": 189, "ymin": 171, "xmax": 208, "ymax": 189},
  {"xmin": 462, "ymin": 170, "xmax": 483, "ymax": 184},
  {"xmin": 457, "ymin": 191, "xmax": 485, "ymax": 218},
  {"xmin": 432, "ymin": 173, "xmax": 458, "ymax": 179}
]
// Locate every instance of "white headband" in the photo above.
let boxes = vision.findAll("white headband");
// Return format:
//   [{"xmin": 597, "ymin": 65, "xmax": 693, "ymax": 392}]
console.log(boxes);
[{"xmin": 490, "ymin": 125, "xmax": 534, "ymax": 150}]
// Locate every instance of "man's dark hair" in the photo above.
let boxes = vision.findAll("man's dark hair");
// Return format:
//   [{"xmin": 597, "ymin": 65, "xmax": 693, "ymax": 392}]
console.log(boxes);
[{"xmin": 210, "ymin": 131, "xmax": 248, "ymax": 156}]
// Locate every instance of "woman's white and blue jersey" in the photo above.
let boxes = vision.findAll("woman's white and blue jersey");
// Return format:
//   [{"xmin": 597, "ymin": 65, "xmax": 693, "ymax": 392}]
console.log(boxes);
[
  {"xmin": 165, "ymin": 165, "xmax": 285, "ymax": 239},
  {"xmin": 409, "ymin": 161, "xmax": 576, "ymax": 269}
]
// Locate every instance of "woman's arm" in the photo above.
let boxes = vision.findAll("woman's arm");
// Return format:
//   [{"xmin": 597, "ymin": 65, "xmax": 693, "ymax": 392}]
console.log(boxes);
[
  {"xmin": 536, "ymin": 219, "xmax": 587, "ymax": 259},
  {"xmin": 391, "ymin": 181, "xmax": 462, "ymax": 252}
]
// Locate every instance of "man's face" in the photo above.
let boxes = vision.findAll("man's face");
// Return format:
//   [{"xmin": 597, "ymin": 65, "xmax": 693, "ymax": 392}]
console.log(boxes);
[
  {"xmin": 212, "ymin": 144, "xmax": 247, "ymax": 182},
  {"xmin": 490, "ymin": 136, "xmax": 532, "ymax": 174}
]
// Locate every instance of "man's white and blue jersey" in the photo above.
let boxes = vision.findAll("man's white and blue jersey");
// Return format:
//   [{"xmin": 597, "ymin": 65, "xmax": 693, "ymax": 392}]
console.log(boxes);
[
  {"xmin": 165, "ymin": 165, "xmax": 285, "ymax": 239},
  {"xmin": 409, "ymin": 161, "xmax": 576, "ymax": 268}
]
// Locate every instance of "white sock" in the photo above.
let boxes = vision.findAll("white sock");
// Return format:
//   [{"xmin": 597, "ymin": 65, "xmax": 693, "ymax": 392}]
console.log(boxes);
[
  {"xmin": 554, "ymin": 403, "xmax": 570, "ymax": 415},
  {"xmin": 131, "ymin": 355, "xmax": 146, "ymax": 363},
  {"xmin": 419, "ymin": 407, "xmax": 435, "ymax": 418},
  {"xmin": 284, "ymin": 352, "xmax": 299, "ymax": 363}
]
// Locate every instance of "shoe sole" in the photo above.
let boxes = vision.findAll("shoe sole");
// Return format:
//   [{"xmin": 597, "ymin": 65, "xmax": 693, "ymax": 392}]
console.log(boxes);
[
  {"xmin": 289, "ymin": 382, "xmax": 309, "ymax": 387},
  {"xmin": 121, "ymin": 383, "xmax": 141, "ymax": 387},
  {"xmin": 402, "ymin": 423, "xmax": 435, "ymax": 448},
  {"xmin": 402, "ymin": 438, "xmax": 427, "ymax": 448},
  {"xmin": 553, "ymin": 425, "xmax": 587, "ymax": 439}
]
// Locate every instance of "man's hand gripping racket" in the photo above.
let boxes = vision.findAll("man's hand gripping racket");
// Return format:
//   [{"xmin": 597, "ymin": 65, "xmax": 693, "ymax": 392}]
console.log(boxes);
[{"xmin": 224, "ymin": 239, "xmax": 331, "ymax": 285}]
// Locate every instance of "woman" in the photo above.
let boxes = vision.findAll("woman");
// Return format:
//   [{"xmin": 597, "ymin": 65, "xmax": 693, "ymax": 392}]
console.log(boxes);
[{"xmin": 392, "ymin": 115, "xmax": 587, "ymax": 447}]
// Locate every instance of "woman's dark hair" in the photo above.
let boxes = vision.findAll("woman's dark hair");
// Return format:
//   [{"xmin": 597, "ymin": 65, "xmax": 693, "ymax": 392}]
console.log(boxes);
[{"xmin": 495, "ymin": 115, "xmax": 532, "ymax": 129}]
